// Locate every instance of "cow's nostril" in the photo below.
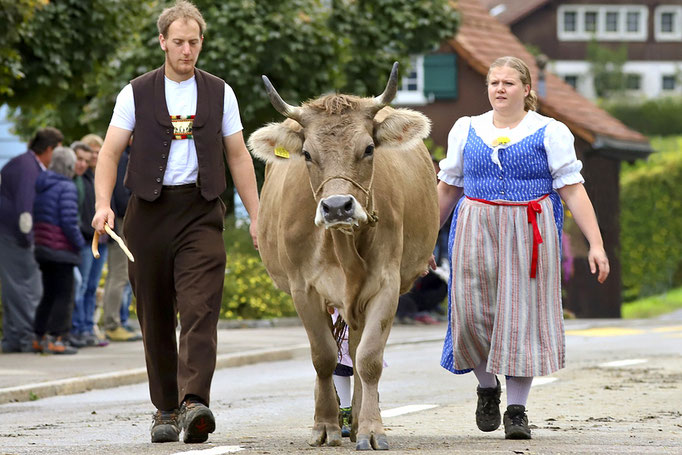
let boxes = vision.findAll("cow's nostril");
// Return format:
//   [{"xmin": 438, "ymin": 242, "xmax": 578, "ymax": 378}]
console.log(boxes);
[
  {"xmin": 321, "ymin": 203, "xmax": 330, "ymax": 215},
  {"xmin": 344, "ymin": 200, "xmax": 353, "ymax": 212}
]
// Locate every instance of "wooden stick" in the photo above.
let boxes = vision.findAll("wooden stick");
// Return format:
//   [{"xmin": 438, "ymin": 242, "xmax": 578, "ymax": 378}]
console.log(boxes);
[
  {"xmin": 104, "ymin": 224, "xmax": 135, "ymax": 262},
  {"xmin": 91, "ymin": 231, "xmax": 100, "ymax": 259}
]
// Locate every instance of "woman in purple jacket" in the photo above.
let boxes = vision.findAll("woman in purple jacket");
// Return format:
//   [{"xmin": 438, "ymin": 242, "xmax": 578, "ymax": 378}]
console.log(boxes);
[{"xmin": 32, "ymin": 146, "xmax": 85, "ymax": 354}]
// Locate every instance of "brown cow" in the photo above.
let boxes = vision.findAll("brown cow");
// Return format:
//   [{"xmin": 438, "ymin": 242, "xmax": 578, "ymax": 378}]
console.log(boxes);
[{"xmin": 248, "ymin": 63, "xmax": 439, "ymax": 450}]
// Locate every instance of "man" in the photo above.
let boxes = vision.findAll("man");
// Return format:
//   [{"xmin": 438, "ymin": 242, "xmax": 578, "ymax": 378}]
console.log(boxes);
[
  {"xmin": 92, "ymin": 0, "xmax": 259, "ymax": 444},
  {"xmin": 0, "ymin": 127, "xmax": 63, "ymax": 353},
  {"xmin": 74, "ymin": 135, "xmax": 109, "ymax": 348}
]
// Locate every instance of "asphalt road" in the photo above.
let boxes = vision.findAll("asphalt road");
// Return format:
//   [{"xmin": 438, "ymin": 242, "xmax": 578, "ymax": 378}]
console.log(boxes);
[{"xmin": 1, "ymin": 319, "xmax": 681, "ymax": 455}]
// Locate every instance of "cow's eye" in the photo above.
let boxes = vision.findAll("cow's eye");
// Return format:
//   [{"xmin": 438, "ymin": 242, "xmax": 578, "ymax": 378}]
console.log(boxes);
[
  {"xmin": 303, "ymin": 151, "xmax": 312, "ymax": 161},
  {"xmin": 364, "ymin": 145, "xmax": 375, "ymax": 157}
]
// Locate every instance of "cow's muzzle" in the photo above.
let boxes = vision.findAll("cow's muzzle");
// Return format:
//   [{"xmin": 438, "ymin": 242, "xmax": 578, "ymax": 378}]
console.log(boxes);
[{"xmin": 315, "ymin": 195, "xmax": 368, "ymax": 228}]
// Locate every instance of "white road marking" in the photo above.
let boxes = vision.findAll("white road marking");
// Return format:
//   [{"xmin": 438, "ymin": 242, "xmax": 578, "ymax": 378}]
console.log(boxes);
[
  {"xmin": 381, "ymin": 404, "xmax": 439, "ymax": 418},
  {"xmin": 170, "ymin": 446, "xmax": 244, "ymax": 455},
  {"xmin": 599, "ymin": 358, "xmax": 648, "ymax": 368}
]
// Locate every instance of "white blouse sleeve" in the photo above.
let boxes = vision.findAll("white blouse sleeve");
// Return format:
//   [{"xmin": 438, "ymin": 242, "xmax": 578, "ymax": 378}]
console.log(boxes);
[
  {"xmin": 437, "ymin": 116, "xmax": 470, "ymax": 187},
  {"xmin": 544, "ymin": 120, "xmax": 585, "ymax": 189}
]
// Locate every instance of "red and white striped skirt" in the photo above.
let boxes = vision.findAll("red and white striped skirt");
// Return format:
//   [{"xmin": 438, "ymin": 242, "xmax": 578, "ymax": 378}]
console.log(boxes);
[{"xmin": 448, "ymin": 196, "xmax": 565, "ymax": 377}]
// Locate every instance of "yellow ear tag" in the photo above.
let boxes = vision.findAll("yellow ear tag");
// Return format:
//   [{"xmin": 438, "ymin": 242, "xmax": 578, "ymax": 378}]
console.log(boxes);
[{"xmin": 274, "ymin": 146, "xmax": 290, "ymax": 159}]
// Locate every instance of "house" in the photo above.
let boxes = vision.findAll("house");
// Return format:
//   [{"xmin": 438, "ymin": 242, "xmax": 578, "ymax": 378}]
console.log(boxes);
[
  {"xmin": 478, "ymin": 0, "xmax": 682, "ymax": 99},
  {"xmin": 396, "ymin": 0, "xmax": 652, "ymax": 317}
]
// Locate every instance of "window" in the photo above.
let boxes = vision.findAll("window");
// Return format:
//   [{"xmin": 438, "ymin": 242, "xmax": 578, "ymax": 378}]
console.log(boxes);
[
  {"xmin": 625, "ymin": 74, "xmax": 641, "ymax": 90},
  {"xmin": 564, "ymin": 75, "xmax": 578, "ymax": 88},
  {"xmin": 395, "ymin": 55, "xmax": 426, "ymax": 105},
  {"xmin": 605, "ymin": 11, "xmax": 619, "ymax": 32},
  {"xmin": 584, "ymin": 11, "xmax": 597, "ymax": 32},
  {"xmin": 626, "ymin": 11, "xmax": 640, "ymax": 32},
  {"xmin": 661, "ymin": 12, "xmax": 674, "ymax": 33},
  {"xmin": 662, "ymin": 75, "xmax": 676, "ymax": 91},
  {"xmin": 558, "ymin": 5, "xmax": 648, "ymax": 41},
  {"xmin": 402, "ymin": 68, "xmax": 419, "ymax": 92},
  {"xmin": 655, "ymin": 6, "xmax": 682, "ymax": 41},
  {"xmin": 564, "ymin": 11, "xmax": 577, "ymax": 32}
]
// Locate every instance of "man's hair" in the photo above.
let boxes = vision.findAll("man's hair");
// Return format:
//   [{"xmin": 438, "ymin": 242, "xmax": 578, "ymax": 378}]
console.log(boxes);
[
  {"xmin": 157, "ymin": 0, "xmax": 206, "ymax": 37},
  {"xmin": 29, "ymin": 127, "xmax": 64, "ymax": 155},
  {"xmin": 80, "ymin": 134, "xmax": 103, "ymax": 149},
  {"xmin": 49, "ymin": 146, "xmax": 77, "ymax": 179},
  {"xmin": 70, "ymin": 140, "xmax": 93, "ymax": 154}
]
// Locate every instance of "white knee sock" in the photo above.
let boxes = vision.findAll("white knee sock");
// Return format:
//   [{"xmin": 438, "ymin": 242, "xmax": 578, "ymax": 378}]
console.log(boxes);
[
  {"xmin": 506, "ymin": 376, "xmax": 533, "ymax": 407},
  {"xmin": 473, "ymin": 361, "xmax": 498, "ymax": 389},
  {"xmin": 333, "ymin": 374, "xmax": 352, "ymax": 408}
]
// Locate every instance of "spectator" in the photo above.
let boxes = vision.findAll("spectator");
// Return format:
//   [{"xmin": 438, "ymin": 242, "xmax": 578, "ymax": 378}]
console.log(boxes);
[
  {"xmin": 101, "ymin": 144, "xmax": 140, "ymax": 342},
  {"xmin": 0, "ymin": 127, "xmax": 63, "ymax": 353},
  {"xmin": 32, "ymin": 146, "xmax": 85, "ymax": 354},
  {"xmin": 72, "ymin": 133, "xmax": 109, "ymax": 347}
]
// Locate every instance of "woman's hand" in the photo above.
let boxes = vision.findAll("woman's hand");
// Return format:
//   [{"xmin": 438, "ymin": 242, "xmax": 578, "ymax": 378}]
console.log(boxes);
[{"xmin": 588, "ymin": 246, "xmax": 609, "ymax": 283}]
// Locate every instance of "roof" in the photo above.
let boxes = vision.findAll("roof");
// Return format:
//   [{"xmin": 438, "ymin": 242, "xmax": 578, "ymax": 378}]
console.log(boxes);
[
  {"xmin": 450, "ymin": 0, "xmax": 650, "ymax": 151},
  {"xmin": 479, "ymin": 0, "xmax": 549, "ymax": 25}
]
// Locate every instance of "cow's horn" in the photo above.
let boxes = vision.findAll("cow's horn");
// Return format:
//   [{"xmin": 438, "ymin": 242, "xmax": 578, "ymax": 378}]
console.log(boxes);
[
  {"xmin": 372, "ymin": 61, "xmax": 399, "ymax": 111},
  {"xmin": 262, "ymin": 75, "xmax": 304, "ymax": 123}
]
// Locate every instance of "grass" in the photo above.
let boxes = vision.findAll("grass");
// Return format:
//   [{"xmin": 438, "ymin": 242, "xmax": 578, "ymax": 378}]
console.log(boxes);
[{"xmin": 622, "ymin": 286, "xmax": 682, "ymax": 319}]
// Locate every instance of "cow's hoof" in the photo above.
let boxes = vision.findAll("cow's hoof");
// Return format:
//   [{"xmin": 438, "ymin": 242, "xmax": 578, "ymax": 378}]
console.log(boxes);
[
  {"xmin": 356, "ymin": 434, "xmax": 372, "ymax": 451},
  {"xmin": 308, "ymin": 428, "xmax": 326, "ymax": 447},
  {"xmin": 327, "ymin": 429, "xmax": 342, "ymax": 447},
  {"xmin": 371, "ymin": 434, "xmax": 389, "ymax": 450}
]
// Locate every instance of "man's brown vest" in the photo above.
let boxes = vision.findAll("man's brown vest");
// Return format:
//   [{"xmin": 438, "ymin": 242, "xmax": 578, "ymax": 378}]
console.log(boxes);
[{"xmin": 125, "ymin": 66, "xmax": 226, "ymax": 201}]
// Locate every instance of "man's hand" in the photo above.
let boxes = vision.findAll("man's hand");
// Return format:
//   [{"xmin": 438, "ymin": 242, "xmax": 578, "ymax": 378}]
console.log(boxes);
[
  {"xmin": 249, "ymin": 219, "xmax": 259, "ymax": 250},
  {"xmin": 92, "ymin": 207, "xmax": 115, "ymax": 234}
]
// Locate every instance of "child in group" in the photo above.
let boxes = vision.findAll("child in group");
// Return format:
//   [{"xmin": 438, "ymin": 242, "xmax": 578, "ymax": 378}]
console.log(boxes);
[{"xmin": 330, "ymin": 308, "xmax": 353, "ymax": 437}]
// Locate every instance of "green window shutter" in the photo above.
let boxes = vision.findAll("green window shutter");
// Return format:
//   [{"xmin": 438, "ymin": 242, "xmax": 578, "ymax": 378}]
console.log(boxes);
[{"xmin": 424, "ymin": 54, "xmax": 457, "ymax": 100}]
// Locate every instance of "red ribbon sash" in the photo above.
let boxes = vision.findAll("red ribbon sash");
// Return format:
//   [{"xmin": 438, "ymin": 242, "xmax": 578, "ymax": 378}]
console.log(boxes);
[{"xmin": 466, "ymin": 194, "xmax": 549, "ymax": 278}]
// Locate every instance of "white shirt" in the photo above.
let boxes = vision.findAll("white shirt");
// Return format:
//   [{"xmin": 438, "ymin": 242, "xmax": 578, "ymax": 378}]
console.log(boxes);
[
  {"xmin": 438, "ymin": 110, "xmax": 584, "ymax": 190},
  {"xmin": 110, "ymin": 75, "xmax": 243, "ymax": 186}
]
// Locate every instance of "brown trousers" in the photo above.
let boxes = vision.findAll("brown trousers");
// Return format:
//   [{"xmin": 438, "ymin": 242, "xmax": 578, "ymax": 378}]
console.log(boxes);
[{"xmin": 124, "ymin": 185, "xmax": 225, "ymax": 411}]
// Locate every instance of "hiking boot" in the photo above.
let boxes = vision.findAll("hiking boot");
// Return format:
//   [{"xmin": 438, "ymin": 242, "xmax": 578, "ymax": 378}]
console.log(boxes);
[
  {"xmin": 66, "ymin": 333, "xmax": 87, "ymax": 348},
  {"xmin": 339, "ymin": 406, "xmax": 352, "ymax": 437},
  {"xmin": 179, "ymin": 399, "xmax": 215, "ymax": 443},
  {"xmin": 41, "ymin": 335, "xmax": 78, "ymax": 355},
  {"xmin": 503, "ymin": 405, "xmax": 532, "ymax": 439},
  {"xmin": 105, "ymin": 326, "xmax": 138, "ymax": 342},
  {"xmin": 150, "ymin": 409, "xmax": 180, "ymax": 443},
  {"xmin": 32, "ymin": 336, "xmax": 44, "ymax": 353},
  {"xmin": 475, "ymin": 377, "xmax": 501, "ymax": 432}
]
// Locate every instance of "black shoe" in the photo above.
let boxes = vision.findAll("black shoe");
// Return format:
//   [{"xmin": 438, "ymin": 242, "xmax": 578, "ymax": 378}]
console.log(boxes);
[
  {"xmin": 503, "ymin": 405, "xmax": 532, "ymax": 439},
  {"xmin": 150, "ymin": 409, "xmax": 180, "ymax": 443},
  {"xmin": 476, "ymin": 377, "xmax": 501, "ymax": 432},
  {"xmin": 179, "ymin": 399, "xmax": 215, "ymax": 443}
]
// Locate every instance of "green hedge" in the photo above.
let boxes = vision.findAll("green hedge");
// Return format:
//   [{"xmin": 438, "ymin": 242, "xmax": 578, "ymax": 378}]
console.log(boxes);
[
  {"xmin": 620, "ymin": 137, "xmax": 682, "ymax": 300},
  {"xmin": 604, "ymin": 97, "xmax": 682, "ymax": 136},
  {"xmin": 221, "ymin": 220, "xmax": 296, "ymax": 319}
]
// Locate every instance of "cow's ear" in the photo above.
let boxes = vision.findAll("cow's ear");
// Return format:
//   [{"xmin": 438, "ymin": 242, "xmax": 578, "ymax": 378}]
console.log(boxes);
[
  {"xmin": 373, "ymin": 107, "xmax": 431, "ymax": 151},
  {"xmin": 248, "ymin": 119, "xmax": 304, "ymax": 163}
]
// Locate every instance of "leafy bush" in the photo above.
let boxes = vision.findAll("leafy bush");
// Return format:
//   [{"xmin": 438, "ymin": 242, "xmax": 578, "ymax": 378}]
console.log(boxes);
[
  {"xmin": 604, "ymin": 97, "xmax": 682, "ymax": 136},
  {"xmin": 221, "ymin": 218, "xmax": 296, "ymax": 319},
  {"xmin": 620, "ymin": 137, "xmax": 682, "ymax": 300},
  {"xmin": 222, "ymin": 253, "xmax": 296, "ymax": 320}
]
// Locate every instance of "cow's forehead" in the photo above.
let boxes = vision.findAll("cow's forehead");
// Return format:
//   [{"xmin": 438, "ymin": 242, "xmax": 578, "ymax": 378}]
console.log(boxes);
[{"xmin": 304, "ymin": 116, "xmax": 373, "ymax": 151}]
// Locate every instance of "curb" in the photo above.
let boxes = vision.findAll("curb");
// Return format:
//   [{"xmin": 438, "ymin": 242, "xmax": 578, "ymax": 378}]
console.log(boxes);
[{"xmin": 0, "ymin": 337, "xmax": 442, "ymax": 405}]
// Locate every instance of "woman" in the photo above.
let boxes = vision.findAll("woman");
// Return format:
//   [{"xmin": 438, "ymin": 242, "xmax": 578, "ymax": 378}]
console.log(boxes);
[
  {"xmin": 32, "ymin": 146, "xmax": 85, "ymax": 354},
  {"xmin": 437, "ymin": 56, "xmax": 609, "ymax": 439}
]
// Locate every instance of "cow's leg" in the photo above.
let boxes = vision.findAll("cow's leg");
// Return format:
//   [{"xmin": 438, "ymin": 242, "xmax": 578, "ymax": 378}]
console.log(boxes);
[
  {"xmin": 354, "ymin": 284, "xmax": 398, "ymax": 451},
  {"xmin": 292, "ymin": 290, "xmax": 342, "ymax": 447},
  {"xmin": 348, "ymin": 323, "xmax": 363, "ymax": 443}
]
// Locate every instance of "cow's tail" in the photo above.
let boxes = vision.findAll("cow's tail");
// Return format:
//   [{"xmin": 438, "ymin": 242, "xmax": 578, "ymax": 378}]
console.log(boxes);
[{"xmin": 332, "ymin": 314, "xmax": 348, "ymax": 354}]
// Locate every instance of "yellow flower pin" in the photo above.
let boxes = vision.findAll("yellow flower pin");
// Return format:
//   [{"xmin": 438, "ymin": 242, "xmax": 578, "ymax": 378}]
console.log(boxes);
[{"xmin": 492, "ymin": 136, "xmax": 511, "ymax": 147}]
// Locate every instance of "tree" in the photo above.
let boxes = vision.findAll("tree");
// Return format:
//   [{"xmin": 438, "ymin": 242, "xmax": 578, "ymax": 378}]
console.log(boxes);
[
  {"xmin": 3, "ymin": 0, "xmax": 458, "ymax": 213},
  {"xmin": 586, "ymin": 39, "xmax": 627, "ymax": 98}
]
